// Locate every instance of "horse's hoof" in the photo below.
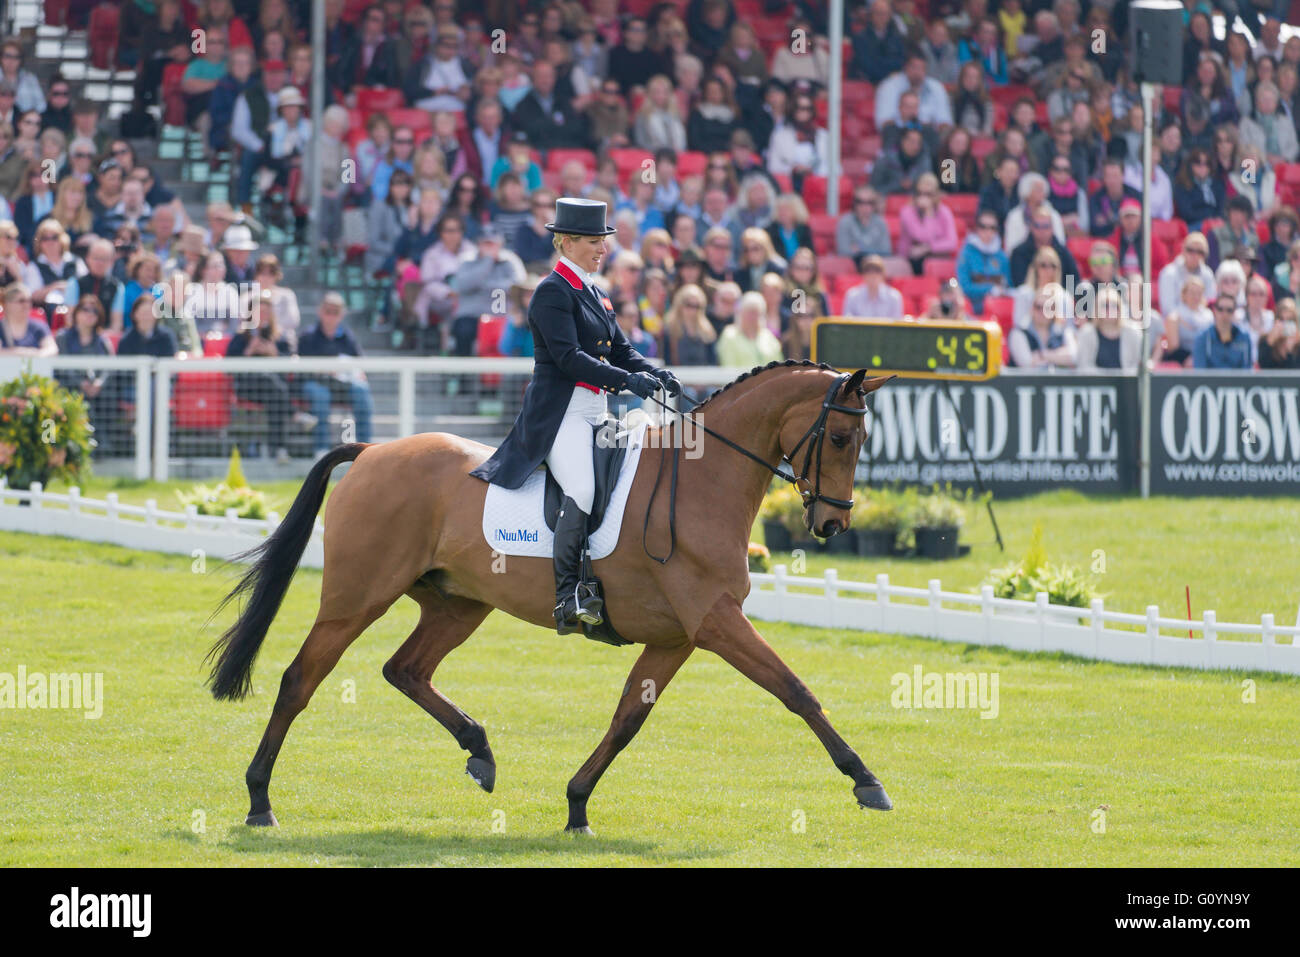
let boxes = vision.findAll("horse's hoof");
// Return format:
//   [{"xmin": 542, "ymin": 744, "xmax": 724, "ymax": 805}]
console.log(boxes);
[
  {"xmin": 565, "ymin": 824, "xmax": 595, "ymax": 837},
  {"xmin": 466, "ymin": 756, "xmax": 495, "ymax": 793},
  {"xmin": 854, "ymin": 784, "xmax": 893, "ymax": 811},
  {"xmin": 246, "ymin": 810, "xmax": 279, "ymax": 827}
]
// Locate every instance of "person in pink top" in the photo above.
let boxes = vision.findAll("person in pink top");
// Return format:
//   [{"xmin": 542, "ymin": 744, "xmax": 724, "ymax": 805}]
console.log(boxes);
[{"xmin": 898, "ymin": 172, "xmax": 958, "ymax": 276}]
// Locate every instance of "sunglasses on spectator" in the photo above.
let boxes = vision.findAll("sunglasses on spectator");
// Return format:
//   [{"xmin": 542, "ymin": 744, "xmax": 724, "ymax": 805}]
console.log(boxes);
[
  {"xmin": 1089, "ymin": 255, "xmax": 1115, "ymax": 266},
  {"xmin": 50, "ymin": 89, "xmax": 69, "ymax": 97},
  {"xmin": 1031, "ymin": 220, "xmax": 1052, "ymax": 230},
  {"xmin": 977, "ymin": 220, "xmax": 997, "ymax": 230},
  {"xmin": 395, "ymin": 137, "xmax": 414, "ymax": 145},
  {"xmin": 1035, "ymin": 260, "xmax": 1058, "ymax": 269},
  {"xmin": 1214, "ymin": 304, "xmax": 1235, "ymax": 314},
  {"xmin": 1052, "ymin": 164, "xmax": 1071, "ymax": 173}
]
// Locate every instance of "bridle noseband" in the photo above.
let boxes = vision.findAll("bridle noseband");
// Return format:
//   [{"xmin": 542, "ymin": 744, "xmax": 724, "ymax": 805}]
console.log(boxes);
[{"xmin": 642, "ymin": 372, "xmax": 869, "ymax": 563}]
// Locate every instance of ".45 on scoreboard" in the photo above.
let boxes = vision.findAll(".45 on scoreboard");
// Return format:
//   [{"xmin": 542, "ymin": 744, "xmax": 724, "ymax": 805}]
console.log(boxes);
[{"xmin": 811, "ymin": 317, "xmax": 1004, "ymax": 380}]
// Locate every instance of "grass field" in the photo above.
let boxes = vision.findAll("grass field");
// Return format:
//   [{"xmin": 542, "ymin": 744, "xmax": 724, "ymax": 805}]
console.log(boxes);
[{"xmin": 2, "ymin": 485, "xmax": 1299, "ymax": 866}]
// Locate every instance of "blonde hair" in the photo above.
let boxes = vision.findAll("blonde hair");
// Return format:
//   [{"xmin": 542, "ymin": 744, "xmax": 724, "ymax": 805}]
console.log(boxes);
[
  {"xmin": 51, "ymin": 180, "xmax": 92, "ymax": 234},
  {"xmin": 664, "ymin": 283, "xmax": 717, "ymax": 343},
  {"xmin": 552, "ymin": 232, "xmax": 586, "ymax": 254}
]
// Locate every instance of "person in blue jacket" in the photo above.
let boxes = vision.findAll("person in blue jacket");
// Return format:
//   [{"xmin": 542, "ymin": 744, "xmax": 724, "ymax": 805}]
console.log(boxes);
[
  {"xmin": 956, "ymin": 211, "xmax": 1012, "ymax": 314},
  {"xmin": 470, "ymin": 198, "xmax": 682, "ymax": 633}
]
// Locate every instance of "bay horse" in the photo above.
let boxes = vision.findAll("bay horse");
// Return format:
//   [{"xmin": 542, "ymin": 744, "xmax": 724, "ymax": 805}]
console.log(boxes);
[{"xmin": 205, "ymin": 359, "xmax": 895, "ymax": 833}]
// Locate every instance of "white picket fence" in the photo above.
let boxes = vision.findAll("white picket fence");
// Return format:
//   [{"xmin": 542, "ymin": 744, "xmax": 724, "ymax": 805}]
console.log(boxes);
[
  {"xmin": 0, "ymin": 481, "xmax": 324, "ymax": 568},
  {"xmin": 2, "ymin": 483, "xmax": 1297, "ymax": 675},
  {"xmin": 743, "ymin": 566, "xmax": 1300, "ymax": 675}
]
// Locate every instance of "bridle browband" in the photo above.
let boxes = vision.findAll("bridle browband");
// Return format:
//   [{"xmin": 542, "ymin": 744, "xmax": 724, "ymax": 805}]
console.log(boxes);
[{"xmin": 642, "ymin": 372, "xmax": 869, "ymax": 564}]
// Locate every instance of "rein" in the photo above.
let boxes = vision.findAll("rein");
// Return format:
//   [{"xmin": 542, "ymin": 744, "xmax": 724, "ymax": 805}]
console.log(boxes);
[{"xmin": 640, "ymin": 373, "xmax": 868, "ymax": 564}]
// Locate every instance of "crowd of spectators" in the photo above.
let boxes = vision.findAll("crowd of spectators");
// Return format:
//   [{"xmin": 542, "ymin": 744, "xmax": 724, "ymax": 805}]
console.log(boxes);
[{"xmin": 3, "ymin": 0, "xmax": 1300, "ymax": 462}]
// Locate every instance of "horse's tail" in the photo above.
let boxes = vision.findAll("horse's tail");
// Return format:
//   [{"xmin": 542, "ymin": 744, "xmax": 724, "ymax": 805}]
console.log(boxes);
[{"xmin": 205, "ymin": 443, "xmax": 369, "ymax": 701}]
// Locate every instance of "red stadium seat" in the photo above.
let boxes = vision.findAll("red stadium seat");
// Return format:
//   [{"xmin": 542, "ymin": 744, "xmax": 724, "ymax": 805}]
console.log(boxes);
[
  {"xmin": 885, "ymin": 194, "xmax": 910, "ymax": 216},
  {"xmin": 202, "ymin": 336, "xmax": 230, "ymax": 357},
  {"xmin": 45, "ymin": 0, "xmax": 69, "ymax": 25},
  {"xmin": 1068, "ymin": 238, "xmax": 1096, "ymax": 278},
  {"xmin": 809, "ymin": 213, "xmax": 839, "ymax": 255},
  {"xmin": 355, "ymin": 87, "xmax": 406, "ymax": 113},
  {"xmin": 892, "ymin": 276, "xmax": 939, "ymax": 305},
  {"xmin": 990, "ymin": 84, "xmax": 1033, "ymax": 106},
  {"xmin": 1278, "ymin": 162, "xmax": 1300, "ymax": 187},
  {"xmin": 477, "ymin": 314, "xmax": 506, "ymax": 389},
  {"xmin": 160, "ymin": 63, "xmax": 189, "ymax": 126},
  {"xmin": 88, "ymin": 3, "xmax": 120, "ymax": 70},
  {"xmin": 387, "ymin": 108, "xmax": 432, "ymax": 134},
  {"xmin": 922, "ymin": 257, "xmax": 956, "ymax": 281},
  {"xmin": 946, "ymin": 193, "xmax": 979, "ymax": 221},
  {"xmin": 1152, "ymin": 218, "xmax": 1188, "ymax": 246},
  {"xmin": 546, "ymin": 148, "xmax": 598, "ymax": 172},
  {"xmin": 819, "ymin": 253, "xmax": 856, "ymax": 278},
  {"xmin": 609, "ymin": 147, "xmax": 653, "ymax": 179},
  {"xmin": 676, "ymin": 151, "xmax": 709, "ymax": 177},
  {"xmin": 984, "ymin": 296, "xmax": 1015, "ymax": 335},
  {"xmin": 172, "ymin": 372, "xmax": 233, "ymax": 431},
  {"xmin": 831, "ymin": 273, "xmax": 860, "ymax": 295},
  {"xmin": 1163, "ymin": 86, "xmax": 1182, "ymax": 114},
  {"xmin": 970, "ymin": 137, "xmax": 997, "ymax": 162}
]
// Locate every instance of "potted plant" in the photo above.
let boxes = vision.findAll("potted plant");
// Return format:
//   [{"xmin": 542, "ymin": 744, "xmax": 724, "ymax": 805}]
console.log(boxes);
[
  {"xmin": 747, "ymin": 542, "xmax": 772, "ymax": 573},
  {"xmin": 175, "ymin": 448, "xmax": 277, "ymax": 519},
  {"xmin": 855, "ymin": 488, "xmax": 907, "ymax": 556},
  {"xmin": 759, "ymin": 483, "xmax": 804, "ymax": 552},
  {"xmin": 911, "ymin": 488, "xmax": 967, "ymax": 559},
  {"xmin": 983, "ymin": 523, "xmax": 1101, "ymax": 610},
  {"xmin": 0, "ymin": 371, "xmax": 94, "ymax": 496}
]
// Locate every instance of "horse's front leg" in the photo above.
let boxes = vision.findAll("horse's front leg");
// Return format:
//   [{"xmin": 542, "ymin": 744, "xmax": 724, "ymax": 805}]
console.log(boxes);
[
  {"xmin": 693, "ymin": 593, "xmax": 892, "ymax": 811},
  {"xmin": 564, "ymin": 641, "xmax": 694, "ymax": 834}
]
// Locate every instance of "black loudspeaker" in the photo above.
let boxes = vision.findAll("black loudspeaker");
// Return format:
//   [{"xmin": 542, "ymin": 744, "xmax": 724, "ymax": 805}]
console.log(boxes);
[{"xmin": 1130, "ymin": 0, "xmax": 1188, "ymax": 86}]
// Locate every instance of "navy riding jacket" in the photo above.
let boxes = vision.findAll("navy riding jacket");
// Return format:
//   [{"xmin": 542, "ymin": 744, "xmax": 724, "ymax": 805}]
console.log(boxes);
[{"xmin": 469, "ymin": 261, "xmax": 659, "ymax": 489}]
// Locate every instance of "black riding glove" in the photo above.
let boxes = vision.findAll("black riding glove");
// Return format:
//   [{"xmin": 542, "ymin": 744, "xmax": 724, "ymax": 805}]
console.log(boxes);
[
  {"xmin": 623, "ymin": 371, "xmax": 661, "ymax": 399},
  {"xmin": 654, "ymin": 369, "xmax": 683, "ymax": 397}
]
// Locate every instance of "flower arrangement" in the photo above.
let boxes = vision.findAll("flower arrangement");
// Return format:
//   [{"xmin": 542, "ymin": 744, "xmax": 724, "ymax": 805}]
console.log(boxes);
[
  {"xmin": 983, "ymin": 522, "xmax": 1101, "ymax": 608},
  {"xmin": 747, "ymin": 541, "xmax": 772, "ymax": 573},
  {"xmin": 0, "ymin": 370, "xmax": 95, "ymax": 490},
  {"xmin": 175, "ymin": 448, "xmax": 275, "ymax": 519}
]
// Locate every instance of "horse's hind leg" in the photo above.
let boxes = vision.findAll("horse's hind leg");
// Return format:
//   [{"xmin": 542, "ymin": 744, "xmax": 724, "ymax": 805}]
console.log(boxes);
[
  {"xmin": 246, "ymin": 608, "xmax": 386, "ymax": 826},
  {"xmin": 382, "ymin": 590, "xmax": 497, "ymax": 791}
]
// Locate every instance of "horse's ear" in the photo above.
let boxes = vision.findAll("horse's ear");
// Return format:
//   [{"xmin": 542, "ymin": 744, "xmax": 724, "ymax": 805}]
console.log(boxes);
[
  {"xmin": 839, "ymin": 369, "xmax": 867, "ymax": 399},
  {"xmin": 857, "ymin": 369, "xmax": 899, "ymax": 392},
  {"xmin": 846, "ymin": 373, "xmax": 896, "ymax": 398}
]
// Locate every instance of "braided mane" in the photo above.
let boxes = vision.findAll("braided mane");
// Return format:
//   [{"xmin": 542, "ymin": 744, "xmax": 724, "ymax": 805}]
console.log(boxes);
[{"xmin": 688, "ymin": 358, "xmax": 840, "ymax": 412}]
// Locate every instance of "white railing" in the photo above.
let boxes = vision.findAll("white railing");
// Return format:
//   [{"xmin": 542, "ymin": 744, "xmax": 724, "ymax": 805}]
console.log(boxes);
[
  {"xmin": 742, "ymin": 566, "xmax": 1300, "ymax": 675},
  {"xmin": 0, "ymin": 481, "xmax": 324, "ymax": 567},
  {"xmin": 2, "ymin": 483, "xmax": 1297, "ymax": 675}
]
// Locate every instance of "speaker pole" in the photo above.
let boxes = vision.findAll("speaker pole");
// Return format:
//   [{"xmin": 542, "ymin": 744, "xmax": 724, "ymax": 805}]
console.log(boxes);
[{"xmin": 1138, "ymin": 81, "xmax": 1155, "ymax": 500}]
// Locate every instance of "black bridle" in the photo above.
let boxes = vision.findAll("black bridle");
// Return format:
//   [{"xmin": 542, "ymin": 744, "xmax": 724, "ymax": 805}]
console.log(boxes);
[{"xmin": 641, "ymin": 373, "xmax": 870, "ymax": 564}]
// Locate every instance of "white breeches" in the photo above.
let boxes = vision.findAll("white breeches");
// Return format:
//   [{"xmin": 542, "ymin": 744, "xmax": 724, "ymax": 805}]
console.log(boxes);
[{"xmin": 545, "ymin": 385, "xmax": 607, "ymax": 513}]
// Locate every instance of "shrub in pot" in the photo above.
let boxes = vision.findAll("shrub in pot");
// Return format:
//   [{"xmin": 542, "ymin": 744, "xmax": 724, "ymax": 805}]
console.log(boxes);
[
  {"xmin": 854, "ymin": 488, "xmax": 909, "ymax": 556},
  {"xmin": 911, "ymin": 489, "xmax": 967, "ymax": 559},
  {"xmin": 0, "ymin": 371, "xmax": 95, "ymax": 494}
]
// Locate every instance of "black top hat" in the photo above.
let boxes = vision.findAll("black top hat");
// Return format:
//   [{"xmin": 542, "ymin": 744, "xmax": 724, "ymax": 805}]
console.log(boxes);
[{"xmin": 545, "ymin": 197, "xmax": 616, "ymax": 236}]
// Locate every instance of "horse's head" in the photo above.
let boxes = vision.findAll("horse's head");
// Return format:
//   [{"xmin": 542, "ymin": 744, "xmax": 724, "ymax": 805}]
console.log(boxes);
[{"xmin": 784, "ymin": 369, "xmax": 892, "ymax": 540}]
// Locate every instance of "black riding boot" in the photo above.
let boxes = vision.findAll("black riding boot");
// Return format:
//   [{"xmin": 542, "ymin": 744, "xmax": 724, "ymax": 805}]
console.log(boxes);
[{"xmin": 553, "ymin": 495, "xmax": 604, "ymax": 634}]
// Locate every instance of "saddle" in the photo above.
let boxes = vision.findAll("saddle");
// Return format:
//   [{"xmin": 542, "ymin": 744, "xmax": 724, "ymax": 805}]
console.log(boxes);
[{"xmin": 543, "ymin": 421, "xmax": 632, "ymax": 648}]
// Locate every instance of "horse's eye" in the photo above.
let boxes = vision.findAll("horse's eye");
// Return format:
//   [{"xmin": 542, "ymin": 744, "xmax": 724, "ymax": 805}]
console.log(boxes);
[{"xmin": 830, "ymin": 433, "xmax": 848, "ymax": 449}]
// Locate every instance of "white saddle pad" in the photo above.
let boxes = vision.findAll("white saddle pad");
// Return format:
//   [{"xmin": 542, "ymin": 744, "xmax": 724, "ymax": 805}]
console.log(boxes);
[{"xmin": 482, "ymin": 413, "xmax": 652, "ymax": 559}]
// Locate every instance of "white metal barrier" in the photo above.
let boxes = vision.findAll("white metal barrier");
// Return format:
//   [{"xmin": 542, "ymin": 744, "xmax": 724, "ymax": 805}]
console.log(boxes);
[{"xmin": 2, "ymin": 483, "xmax": 1297, "ymax": 675}]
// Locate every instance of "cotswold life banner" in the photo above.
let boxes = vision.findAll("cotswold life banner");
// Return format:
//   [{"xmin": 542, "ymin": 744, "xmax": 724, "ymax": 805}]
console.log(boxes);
[
  {"xmin": 1151, "ymin": 372, "xmax": 1300, "ymax": 495},
  {"xmin": 855, "ymin": 372, "xmax": 1300, "ymax": 496}
]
